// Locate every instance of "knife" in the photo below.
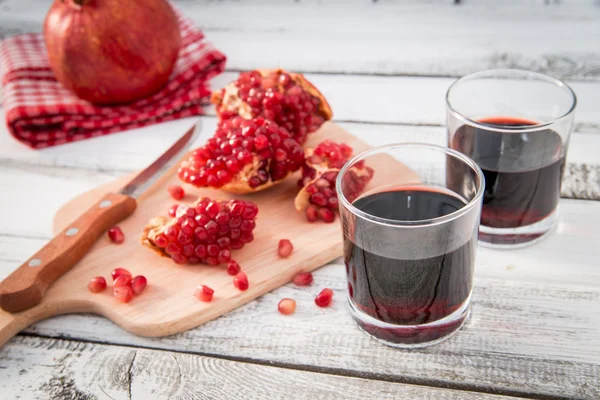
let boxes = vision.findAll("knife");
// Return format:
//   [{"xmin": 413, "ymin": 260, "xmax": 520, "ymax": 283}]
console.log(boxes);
[{"xmin": 0, "ymin": 122, "xmax": 201, "ymax": 313}]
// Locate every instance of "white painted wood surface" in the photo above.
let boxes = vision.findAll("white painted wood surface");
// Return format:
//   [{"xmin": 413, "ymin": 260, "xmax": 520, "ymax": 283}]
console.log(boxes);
[{"xmin": 0, "ymin": 1, "xmax": 599, "ymax": 399}]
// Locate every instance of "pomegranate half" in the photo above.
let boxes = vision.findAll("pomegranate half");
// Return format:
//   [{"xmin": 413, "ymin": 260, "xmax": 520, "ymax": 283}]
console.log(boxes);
[{"xmin": 43, "ymin": 0, "xmax": 181, "ymax": 105}]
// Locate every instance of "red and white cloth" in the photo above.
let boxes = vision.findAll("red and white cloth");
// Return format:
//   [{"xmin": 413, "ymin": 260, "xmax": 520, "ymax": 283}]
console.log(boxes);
[{"xmin": 0, "ymin": 13, "xmax": 226, "ymax": 149}]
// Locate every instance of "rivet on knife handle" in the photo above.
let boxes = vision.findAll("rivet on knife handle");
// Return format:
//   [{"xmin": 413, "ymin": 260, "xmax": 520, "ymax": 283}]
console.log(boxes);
[{"xmin": 0, "ymin": 192, "xmax": 137, "ymax": 313}]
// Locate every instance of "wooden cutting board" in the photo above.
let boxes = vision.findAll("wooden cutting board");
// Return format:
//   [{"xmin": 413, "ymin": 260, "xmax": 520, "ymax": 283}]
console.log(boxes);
[{"xmin": 0, "ymin": 122, "xmax": 418, "ymax": 347}]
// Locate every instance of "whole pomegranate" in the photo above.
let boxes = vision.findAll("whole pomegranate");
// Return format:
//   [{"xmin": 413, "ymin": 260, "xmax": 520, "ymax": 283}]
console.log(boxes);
[{"xmin": 43, "ymin": 0, "xmax": 181, "ymax": 105}]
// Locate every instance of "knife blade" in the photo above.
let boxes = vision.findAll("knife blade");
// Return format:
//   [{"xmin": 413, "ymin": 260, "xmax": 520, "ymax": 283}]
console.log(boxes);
[{"xmin": 0, "ymin": 121, "xmax": 202, "ymax": 313}]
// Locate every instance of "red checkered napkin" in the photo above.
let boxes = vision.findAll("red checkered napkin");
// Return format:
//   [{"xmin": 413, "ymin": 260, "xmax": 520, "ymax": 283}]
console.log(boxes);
[{"xmin": 0, "ymin": 13, "xmax": 226, "ymax": 149}]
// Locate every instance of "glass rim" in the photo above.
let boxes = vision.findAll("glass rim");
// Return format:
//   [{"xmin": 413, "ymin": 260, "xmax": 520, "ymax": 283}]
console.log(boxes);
[
  {"xmin": 446, "ymin": 69, "xmax": 577, "ymax": 133},
  {"xmin": 336, "ymin": 143, "xmax": 485, "ymax": 228}
]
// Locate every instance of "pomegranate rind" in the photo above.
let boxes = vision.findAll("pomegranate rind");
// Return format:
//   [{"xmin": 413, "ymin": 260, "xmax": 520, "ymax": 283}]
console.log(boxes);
[
  {"xmin": 294, "ymin": 167, "xmax": 340, "ymax": 212},
  {"xmin": 219, "ymin": 158, "xmax": 279, "ymax": 194},
  {"xmin": 211, "ymin": 68, "xmax": 333, "ymax": 124},
  {"xmin": 141, "ymin": 216, "xmax": 171, "ymax": 257}
]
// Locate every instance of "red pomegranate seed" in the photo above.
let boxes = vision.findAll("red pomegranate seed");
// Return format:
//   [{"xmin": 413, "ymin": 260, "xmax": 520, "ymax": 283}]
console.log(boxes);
[
  {"xmin": 131, "ymin": 275, "xmax": 147, "ymax": 295},
  {"xmin": 111, "ymin": 268, "xmax": 132, "ymax": 281},
  {"xmin": 315, "ymin": 288, "xmax": 334, "ymax": 307},
  {"xmin": 278, "ymin": 298, "xmax": 297, "ymax": 315},
  {"xmin": 318, "ymin": 208, "xmax": 336, "ymax": 223},
  {"xmin": 226, "ymin": 260, "xmax": 241, "ymax": 275},
  {"xmin": 293, "ymin": 272, "xmax": 313, "ymax": 286},
  {"xmin": 277, "ymin": 239, "xmax": 294, "ymax": 258},
  {"xmin": 194, "ymin": 285, "xmax": 214, "ymax": 302},
  {"xmin": 107, "ymin": 226, "xmax": 125, "ymax": 244},
  {"xmin": 114, "ymin": 274, "xmax": 132, "ymax": 287},
  {"xmin": 168, "ymin": 204, "xmax": 179, "ymax": 218},
  {"xmin": 168, "ymin": 185, "xmax": 185, "ymax": 200},
  {"xmin": 87, "ymin": 276, "xmax": 107, "ymax": 293},
  {"xmin": 114, "ymin": 285, "xmax": 133, "ymax": 303},
  {"xmin": 233, "ymin": 272, "xmax": 249, "ymax": 291}
]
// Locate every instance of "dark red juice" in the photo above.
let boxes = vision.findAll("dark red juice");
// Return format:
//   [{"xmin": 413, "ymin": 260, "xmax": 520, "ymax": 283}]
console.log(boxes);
[
  {"xmin": 452, "ymin": 116, "xmax": 565, "ymax": 229},
  {"xmin": 345, "ymin": 188, "xmax": 475, "ymax": 338}
]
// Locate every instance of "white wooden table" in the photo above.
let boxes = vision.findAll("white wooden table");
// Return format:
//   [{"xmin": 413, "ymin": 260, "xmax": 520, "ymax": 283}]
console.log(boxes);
[{"xmin": 1, "ymin": 1, "xmax": 599, "ymax": 399}]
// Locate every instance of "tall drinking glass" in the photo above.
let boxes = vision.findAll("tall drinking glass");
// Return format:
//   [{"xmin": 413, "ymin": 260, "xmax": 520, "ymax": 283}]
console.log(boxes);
[
  {"xmin": 337, "ymin": 144, "xmax": 484, "ymax": 348},
  {"xmin": 446, "ymin": 69, "xmax": 576, "ymax": 247}
]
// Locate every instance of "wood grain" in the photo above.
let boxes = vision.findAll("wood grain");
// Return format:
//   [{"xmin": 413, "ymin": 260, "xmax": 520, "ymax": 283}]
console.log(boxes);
[
  {"xmin": 0, "ymin": 336, "xmax": 525, "ymax": 400},
  {"xmin": 0, "ymin": 123, "xmax": 392, "ymax": 347}
]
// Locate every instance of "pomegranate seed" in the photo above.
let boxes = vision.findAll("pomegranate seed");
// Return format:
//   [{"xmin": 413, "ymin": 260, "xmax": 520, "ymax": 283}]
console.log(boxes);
[
  {"xmin": 114, "ymin": 274, "xmax": 132, "ymax": 287},
  {"xmin": 318, "ymin": 208, "xmax": 336, "ymax": 223},
  {"xmin": 87, "ymin": 276, "xmax": 107, "ymax": 293},
  {"xmin": 168, "ymin": 204, "xmax": 179, "ymax": 218},
  {"xmin": 233, "ymin": 272, "xmax": 249, "ymax": 291},
  {"xmin": 277, "ymin": 239, "xmax": 294, "ymax": 258},
  {"xmin": 111, "ymin": 268, "xmax": 131, "ymax": 281},
  {"xmin": 168, "ymin": 185, "xmax": 185, "ymax": 200},
  {"xmin": 278, "ymin": 298, "xmax": 297, "ymax": 315},
  {"xmin": 305, "ymin": 205, "xmax": 318, "ymax": 222},
  {"xmin": 315, "ymin": 288, "xmax": 334, "ymax": 307},
  {"xmin": 226, "ymin": 260, "xmax": 241, "ymax": 275},
  {"xmin": 194, "ymin": 285, "xmax": 214, "ymax": 302},
  {"xmin": 293, "ymin": 272, "xmax": 313, "ymax": 286},
  {"xmin": 107, "ymin": 226, "xmax": 125, "ymax": 244},
  {"xmin": 131, "ymin": 276, "xmax": 147, "ymax": 295},
  {"xmin": 114, "ymin": 285, "xmax": 133, "ymax": 303}
]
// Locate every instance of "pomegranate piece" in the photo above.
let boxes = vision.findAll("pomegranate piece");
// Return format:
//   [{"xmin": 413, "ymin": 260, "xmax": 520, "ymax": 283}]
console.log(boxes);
[
  {"xmin": 293, "ymin": 272, "xmax": 313, "ymax": 286},
  {"xmin": 315, "ymin": 288, "xmax": 334, "ymax": 308},
  {"xmin": 233, "ymin": 272, "xmax": 249, "ymax": 291},
  {"xmin": 277, "ymin": 239, "xmax": 294, "ymax": 258},
  {"xmin": 226, "ymin": 260, "xmax": 241, "ymax": 276},
  {"xmin": 114, "ymin": 274, "xmax": 132, "ymax": 287},
  {"xmin": 194, "ymin": 285, "xmax": 214, "ymax": 302},
  {"xmin": 88, "ymin": 276, "xmax": 107, "ymax": 293},
  {"xmin": 111, "ymin": 268, "xmax": 132, "ymax": 281},
  {"xmin": 211, "ymin": 69, "xmax": 333, "ymax": 144},
  {"xmin": 278, "ymin": 298, "xmax": 297, "ymax": 315},
  {"xmin": 168, "ymin": 185, "xmax": 185, "ymax": 200},
  {"xmin": 107, "ymin": 226, "xmax": 125, "ymax": 244},
  {"xmin": 142, "ymin": 197, "xmax": 259, "ymax": 265},
  {"xmin": 295, "ymin": 141, "xmax": 374, "ymax": 223},
  {"xmin": 131, "ymin": 275, "xmax": 148, "ymax": 295},
  {"xmin": 114, "ymin": 285, "xmax": 134, "ymax": 303},
  {"xmin": 178, "ymin": 117, "xmax": 305, "ymax": 194}
]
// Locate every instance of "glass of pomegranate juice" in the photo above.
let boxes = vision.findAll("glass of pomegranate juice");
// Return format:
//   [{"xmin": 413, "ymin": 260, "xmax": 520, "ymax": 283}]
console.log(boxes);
[
  {"xmin": 446, "ymin": 69, "xmax": 576, "ymax": 247},
  {"xmin": 336, "ymin": 143, "xmax": 484, "ymax": 348}
]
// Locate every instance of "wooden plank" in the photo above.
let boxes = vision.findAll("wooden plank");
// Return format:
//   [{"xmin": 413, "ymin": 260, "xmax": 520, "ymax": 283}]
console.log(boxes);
[
  {"xmin": 0, "ymin": 336, "xmax": 523, "ymax": 400},
  {"xmin": 0, "ymin": 200, "xmax": 598, "ymax": 398},
  {"xmin": 1, "ymin": 1, "xmax": 600, "ymax": 80}
]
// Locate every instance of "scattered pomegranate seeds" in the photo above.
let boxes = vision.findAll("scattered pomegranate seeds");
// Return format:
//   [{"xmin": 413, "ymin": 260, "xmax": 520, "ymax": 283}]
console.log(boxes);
[
  {"xmin": 87, "ymin": 276, "xmax": 107, "ymax": 293},
  {"xmin": 114, "ymin": 285, "xmax": 133, "ymax": 303},
  {"xmin": 107, "ymin": 226, "xmax": 125, "ymax": 244},
  {"xmin": 226, "ymin": 260, "xmax": 241, "ymax": 276},
  {"xmin": 131, "ymin": 276, "xmax": 147, "ymax": 295},
  {"xmin": 168, "ymin": 185, "xmax": 185, "ymax": 200},
  {"xmin": 111, "ymin": 268, "xmax": 132, "ymax": 281},
  {"xmin": 315, "ymin": 288, "xmax": 334, "ymax": 308},
  {"xmin": 278, "ymin": 298, "xmax": 297, "ymax": 315},
  {"xmin": 293, "ymin": 272, "xmax": 313, "ymax": 286},
  {"xmin": 113, "ymin": 274, "xmax": 132, "ymax": 287},
  {"xmin": 168, "ymin": 204, "xmax": 180, "ymax": 218},
  {"xmin": 233, "ymin": 271, "xmax": 249, "ymax": 291},
  {"xmin": 277, "ymin": 239, "xmax": 294, "ymax": 258},
  {"xmin": 194, "ymin": 285, "xmax": 214, "ymax": 302}
]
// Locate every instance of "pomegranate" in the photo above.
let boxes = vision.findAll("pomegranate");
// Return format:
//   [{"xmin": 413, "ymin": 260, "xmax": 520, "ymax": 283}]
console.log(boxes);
[
  {"xmin": 211, "ymin": 69, "xmax": 333, "ymax": 144},
  {"xmin": 293, "ymin": 272, "xmax": 313, "ymax": 286},
  {"xmin": 315, "ymin": 288, "xmax": 334, "ymax": 308},
  {"xmin": 295, "ymin": 141, "xmax": 374, "ymax": 223},
  {"xmin": 277, "ymin": 239, "xmax": 294, "ymax": 258},
  {"xmin": 195, "ymin": 285, "xmax": 214, "ymax": 302},
  {"xmin": 226, "ymin": 260, "xmax": 241, "ymax": 276},
  {"xmin": 88, "ymin": 276, "xmax": 107, "ymax": 293},
  {"xmin": 233, "ymin": 272, "xmax": 249, "ymax": 291},
  {"xmin": 107, "ymin": 226, "xmax": 125, "ymax": 244},
  {"xmin": 142, "ymin": 197, "xmax": 258, "ymax": 265},
  {"xmin": 43, "ymin": 0, "xmax": 181, "ymax": 105},
  {"xmin": 131, "ymin": 276, "xmax": 148, "ymax": 295},
  {"xmin": 113, "ymin": 275, "xmax": 132, "ymax": 288},
  {"xmin": 168, "ymin": 204, "xmax": 180, "ymax": 218},
  {"xmin": 168, "ymin": 186, "xmax": 185, "ymax": 200},
  {"xmin": 178, "ymin": 117, "xmax": 305, "ymax": 194},
  {"xmin": 111, "ymin": 268, "xmax": 131, "ymax": 281},
  {"xmin": 114, "ymin": 285, "xmax": 133, "ymax": 303},
  {"xmin": 278, "ymin": 298, "xmax": 297, "ymax": 315}
]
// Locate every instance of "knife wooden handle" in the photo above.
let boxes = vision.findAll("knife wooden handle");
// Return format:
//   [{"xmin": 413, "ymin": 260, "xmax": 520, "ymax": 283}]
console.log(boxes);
[{"xmin": 0, "ymin": 192, "xmax": 137, "ymax": 313}]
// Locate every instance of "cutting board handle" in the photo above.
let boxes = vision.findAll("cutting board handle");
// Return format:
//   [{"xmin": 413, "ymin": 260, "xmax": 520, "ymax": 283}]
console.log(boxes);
[
  {"xmin": 0, "ymin": 192, "xmax": 137, "ymax": 313},
  {"xmin": 0, "ymin": 309, "xmax": 24, "ymax": 348}
]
